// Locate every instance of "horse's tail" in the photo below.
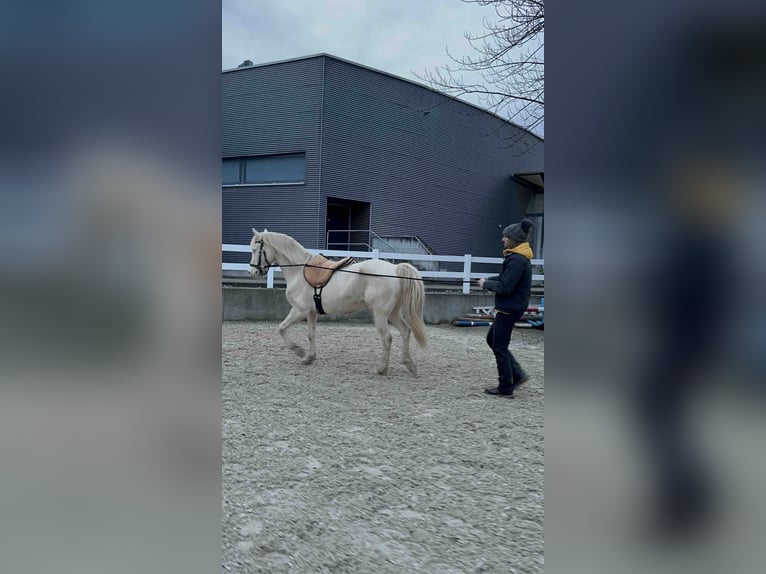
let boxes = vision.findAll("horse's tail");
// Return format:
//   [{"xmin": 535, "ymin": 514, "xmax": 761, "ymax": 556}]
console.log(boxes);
[{"xmin": 396, "ymin": 263, "xmax": 428, "ymax": 348}]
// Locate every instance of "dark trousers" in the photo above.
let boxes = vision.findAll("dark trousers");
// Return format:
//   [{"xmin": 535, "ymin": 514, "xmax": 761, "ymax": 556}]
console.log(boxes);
[
  {"xmin": 634, "ymin": 329, "xmax": 716, "ymax": 535},
  {"xmin": 486, "ymin": 309, "xmax": 526, "ymax": 390}
]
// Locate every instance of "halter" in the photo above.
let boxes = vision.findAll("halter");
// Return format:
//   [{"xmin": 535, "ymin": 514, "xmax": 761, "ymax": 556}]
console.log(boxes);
[{"xmin": 249, "ymin": 239, "xmax": 273, "ymax": 275}]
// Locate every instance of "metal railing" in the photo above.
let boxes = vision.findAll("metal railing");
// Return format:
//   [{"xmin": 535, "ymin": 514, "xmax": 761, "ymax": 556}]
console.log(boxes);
[
  {"xmin": 325, "ymin": 229, "xmax": 396, "ymax": 252},
  {"xmin": 374, "ymin": 234, "xmax": 434, "ymax": 255}
]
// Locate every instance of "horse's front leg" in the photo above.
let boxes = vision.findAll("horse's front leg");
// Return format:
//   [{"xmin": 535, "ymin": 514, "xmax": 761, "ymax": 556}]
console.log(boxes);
[
  {"xmin": 278, "ymin": 306, "xmax": 308, "ymax": 358},
  {"xmin": 302, "ymin": 310, "xmax": 317, "ymax": 365},
  {"xmin": 373, "ymin": 312, "xmax": 393, "ymax": 375}
]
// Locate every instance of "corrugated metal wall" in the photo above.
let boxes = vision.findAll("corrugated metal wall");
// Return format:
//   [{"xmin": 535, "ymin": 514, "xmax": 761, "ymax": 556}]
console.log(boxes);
[
  {"xmin": 222, "ymin": 56, "xmax": 324, "ymax": 254},
  {"xmin": 221, "ymin": 55, "xmax": 544, "ymax": 259},
  {"xmin": 320, "ymin": 57, "xmax": 543, "ymax": 258}
]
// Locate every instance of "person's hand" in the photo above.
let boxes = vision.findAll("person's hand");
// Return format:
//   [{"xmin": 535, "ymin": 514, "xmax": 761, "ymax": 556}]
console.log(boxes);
[{"xmin": 477, "ymin": 278, "xmax": 485, "ymax": 289}]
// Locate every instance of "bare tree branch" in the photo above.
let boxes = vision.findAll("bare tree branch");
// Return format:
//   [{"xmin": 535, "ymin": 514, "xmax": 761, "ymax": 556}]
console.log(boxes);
[{"xmin": 415, "ymin": 0, "xmax": 544, "ymax": 144}]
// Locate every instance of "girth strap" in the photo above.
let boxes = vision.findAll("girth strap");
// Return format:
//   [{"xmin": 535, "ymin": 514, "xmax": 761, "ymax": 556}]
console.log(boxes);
[{"xmin": 313, "ymin": 287, "xmax": 326, "ymax": 315}]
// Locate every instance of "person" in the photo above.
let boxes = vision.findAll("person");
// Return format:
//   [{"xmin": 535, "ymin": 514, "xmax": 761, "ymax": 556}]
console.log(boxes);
[
  {"xmin": 632, "ymin": 163, "xmax": 733, "ymax": 540},
  {"xmin": 477, "ymin": 219, "xmax": 534, "ymax": 397}
]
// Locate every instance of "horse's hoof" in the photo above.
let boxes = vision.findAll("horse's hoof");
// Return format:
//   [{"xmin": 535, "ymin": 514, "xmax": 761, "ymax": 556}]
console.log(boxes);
[
  {"xmin": 290, "ymin": 345, "xmax": 306, "ymax": 358},
  {"xmin": 405, "ymin": 363, "xmax": 418, "ymax": 377},
  {"xmin": 302, "ymin": 355, "xmax": 316, "ymax": 365},
  {"xmin": 377, "ymin": 367, "xmax": 388, "ymax": 376}
]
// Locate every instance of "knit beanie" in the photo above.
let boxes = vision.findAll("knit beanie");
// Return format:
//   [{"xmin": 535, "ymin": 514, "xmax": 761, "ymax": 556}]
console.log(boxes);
[{"xmin": 502, "ymin": 219, "xmax": 534, "ymax": 244}]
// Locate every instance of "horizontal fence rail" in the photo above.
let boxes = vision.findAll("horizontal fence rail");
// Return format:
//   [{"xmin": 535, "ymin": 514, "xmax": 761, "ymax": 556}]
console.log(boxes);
[{"xmin": 223, "ymin": 244, "xmax": 543, "ymax": 294}]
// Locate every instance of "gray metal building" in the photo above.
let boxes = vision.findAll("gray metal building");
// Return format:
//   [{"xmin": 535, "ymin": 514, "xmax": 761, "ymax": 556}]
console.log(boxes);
[{"xmin": 222, "ymin": 54, "xmax": 543, "ymax": 262}]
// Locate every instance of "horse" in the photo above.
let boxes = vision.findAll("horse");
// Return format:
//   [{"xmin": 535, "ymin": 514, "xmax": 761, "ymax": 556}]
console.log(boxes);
[{"xmin": 249, "ymin": 229, "xmax": 428, "ymax": 376}]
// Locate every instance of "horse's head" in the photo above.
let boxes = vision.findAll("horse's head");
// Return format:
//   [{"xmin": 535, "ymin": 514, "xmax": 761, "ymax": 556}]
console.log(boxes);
[{"xmin": 249, "ymin": 228, "xmax": 274, "ymax": 277}]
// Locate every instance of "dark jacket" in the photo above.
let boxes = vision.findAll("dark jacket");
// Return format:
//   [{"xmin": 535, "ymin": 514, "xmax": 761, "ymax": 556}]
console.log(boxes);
[{"xmin": 483, "ymin": 249, "xmax": 532, "ymax": 313}]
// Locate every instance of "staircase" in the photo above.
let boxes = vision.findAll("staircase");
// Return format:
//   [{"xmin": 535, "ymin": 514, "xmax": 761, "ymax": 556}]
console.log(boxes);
[{"xmin": 371, "ymin": 235, "xmax": 438, "ymax": 271}]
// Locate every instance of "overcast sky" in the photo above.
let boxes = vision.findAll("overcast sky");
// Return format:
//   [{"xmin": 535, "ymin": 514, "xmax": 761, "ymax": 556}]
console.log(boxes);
[{"xmin": 222, "ymin": 0, "xmax": 497, "ymax": 109}]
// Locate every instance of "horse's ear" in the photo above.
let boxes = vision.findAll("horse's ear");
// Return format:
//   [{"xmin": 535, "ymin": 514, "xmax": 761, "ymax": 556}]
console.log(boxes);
[
  {"xmin": 252, "ymin": 228, "xmax": 259, "ymax": 235},
  {"xmin": 263, "ymin": 227, "xmax": 268, "ymax": 232}
]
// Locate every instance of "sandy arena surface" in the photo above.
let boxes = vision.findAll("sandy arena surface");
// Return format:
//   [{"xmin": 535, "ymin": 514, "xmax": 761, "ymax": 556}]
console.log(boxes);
[{"xmin": 223, "ymin": 320, "xmax": 544, "ymax": 573}]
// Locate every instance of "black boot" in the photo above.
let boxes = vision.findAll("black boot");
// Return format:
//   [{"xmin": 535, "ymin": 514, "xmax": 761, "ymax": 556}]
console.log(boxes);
[{"xmin": 484, "ymin": 380, "xmax": 514, "ymax": 397}]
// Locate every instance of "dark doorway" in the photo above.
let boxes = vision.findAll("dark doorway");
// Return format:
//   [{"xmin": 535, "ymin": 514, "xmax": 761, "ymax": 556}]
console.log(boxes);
[
  {"xmin": 326, "ymin": 203, "xmax": 351, "ymax": 250},
  {"xmin": 526, "ymin": 213, "xmax": 544, "ymax": 259},
  {"xmin": 326, "ymin": 198, "xmax": 371, "ymax": 251}
]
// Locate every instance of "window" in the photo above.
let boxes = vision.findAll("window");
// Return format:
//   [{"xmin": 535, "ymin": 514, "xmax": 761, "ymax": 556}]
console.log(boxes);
[
  {"xmin": 222, "ymin": 159, "xmax": 241, "ymax": 185},
  {"xmin": 222, "ymin": 153, "xmax": 305, "ymax": 185}
]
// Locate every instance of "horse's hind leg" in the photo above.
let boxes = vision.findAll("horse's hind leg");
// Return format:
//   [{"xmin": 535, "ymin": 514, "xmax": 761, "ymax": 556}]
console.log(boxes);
[
  {"xmin": 389, "ymin": 313, "xmax": 417, "ymax": 377},
  {"xmin": 373, "ymin": 311, "xmax": 393, "ymax": 375},
  {"xmin": 302, "ymin": 310, "xmax": 317, "ymax": 365},
  {"xmin": 279, "ymin": 306, "xmax": 308, "ymax": 358}
]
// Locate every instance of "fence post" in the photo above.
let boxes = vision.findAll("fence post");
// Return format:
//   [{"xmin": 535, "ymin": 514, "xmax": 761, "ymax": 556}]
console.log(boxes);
[
  {"xmin": 462, "ymin": 254, "xmax": 472, "ymax": 294},
  {"xmin": 267, "ymin": 267, "xmax": 274, "ymax": 288},
  {"xmin": 372, "ymin": 248, "xmax": 380, "ymax": 259}
]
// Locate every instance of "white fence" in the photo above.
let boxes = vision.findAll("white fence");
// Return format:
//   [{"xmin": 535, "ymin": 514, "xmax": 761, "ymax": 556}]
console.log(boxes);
[{"xmin": 222, "ymin": 245, "xmax": 543, "ymax": 294}]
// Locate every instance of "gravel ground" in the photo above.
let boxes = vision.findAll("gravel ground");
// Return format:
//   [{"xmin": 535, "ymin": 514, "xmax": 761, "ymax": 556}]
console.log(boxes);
[{"xmin": 223, "ymin": 320, "xmax": 544, "ymax": 573}]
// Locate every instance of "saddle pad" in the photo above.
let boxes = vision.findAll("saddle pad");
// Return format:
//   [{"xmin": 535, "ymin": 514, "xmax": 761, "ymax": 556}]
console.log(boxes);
[{"xmin": 303, "ymin": 254, "xmax": 354, "ymax": 288}]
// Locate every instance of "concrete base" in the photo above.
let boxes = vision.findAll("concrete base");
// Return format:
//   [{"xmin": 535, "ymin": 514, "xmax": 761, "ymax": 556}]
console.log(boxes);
[{"xmin": 222, "ymin": 286, "xmax": 498, "ymax": 324}]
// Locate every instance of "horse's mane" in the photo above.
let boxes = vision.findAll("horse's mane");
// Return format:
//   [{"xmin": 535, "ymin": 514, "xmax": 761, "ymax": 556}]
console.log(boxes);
[{"xmin": 263, "ymin": 231, "xmax": 312, "ymax": 264}]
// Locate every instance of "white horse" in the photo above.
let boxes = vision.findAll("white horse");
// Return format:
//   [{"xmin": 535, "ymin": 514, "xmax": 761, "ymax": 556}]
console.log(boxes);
[{"xmin": 249, "ymin": 229, "xmax": 428, "ymax": 375}]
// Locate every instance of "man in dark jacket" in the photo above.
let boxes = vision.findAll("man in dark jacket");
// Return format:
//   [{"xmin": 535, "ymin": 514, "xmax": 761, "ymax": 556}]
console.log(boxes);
[{"xmin": 478, "ymin": 219, "xmax": 534, "ymax": 397}]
